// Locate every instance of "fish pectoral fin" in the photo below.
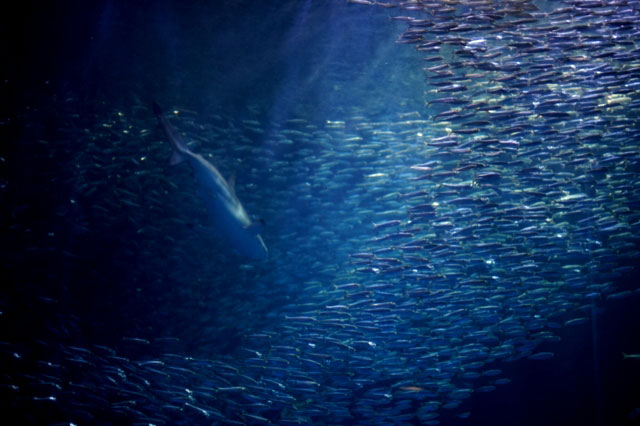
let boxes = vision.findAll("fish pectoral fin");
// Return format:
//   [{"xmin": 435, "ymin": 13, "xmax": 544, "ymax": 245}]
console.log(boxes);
[
  {"xmin": 170, "ymin": 149, "xmax": 186, "ymax": 166},
  {"xmin": 244, "ymin": 219, "xmax": 265, "ymax": 235},
  {"xmin": 228, "ymin": 172, "xmax": 237, "ymax": 197}
]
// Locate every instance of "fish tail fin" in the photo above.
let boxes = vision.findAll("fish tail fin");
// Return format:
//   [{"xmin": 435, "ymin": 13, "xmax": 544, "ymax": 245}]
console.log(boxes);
[
  {"xmin": 153, "ymin": 101, "xmax": 189, "ymax": 165},
  {"xmin": 152, "ymin": 101, "xmax": 163, "ymax": 116},
  {"xmin": 244, "ymin": 219, "xmax": 265, "ymax": 235}
]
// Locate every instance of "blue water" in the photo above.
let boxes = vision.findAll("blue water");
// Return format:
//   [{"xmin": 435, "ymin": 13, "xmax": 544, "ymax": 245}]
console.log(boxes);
[{"xmin": 3, "ymin": 1, "xmax": 640, "ymax": 425}]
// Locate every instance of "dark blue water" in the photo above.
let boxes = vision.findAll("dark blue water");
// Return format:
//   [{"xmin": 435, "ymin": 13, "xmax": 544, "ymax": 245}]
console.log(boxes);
[{"xmin": 3, "ymin": 1, "xmax": 640, "ymax": 425}]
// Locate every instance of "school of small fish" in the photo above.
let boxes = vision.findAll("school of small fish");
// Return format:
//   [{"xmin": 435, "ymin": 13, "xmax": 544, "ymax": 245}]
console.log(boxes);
[{"xmin": 2, "ymin": 0, "xmax": 640, "ymax": 424}]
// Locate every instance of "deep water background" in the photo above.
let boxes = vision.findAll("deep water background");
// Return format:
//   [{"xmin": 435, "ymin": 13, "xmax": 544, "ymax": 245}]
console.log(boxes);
[{"xmin": 2, "ymin": 1, "xmax": 640, "ymax": 425}]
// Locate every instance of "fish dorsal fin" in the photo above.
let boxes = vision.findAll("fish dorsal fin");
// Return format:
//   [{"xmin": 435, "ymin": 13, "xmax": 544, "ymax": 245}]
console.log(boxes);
[
  {"xmin": 228, "ymin": 172, "xmax": 237, "ymax": 197},
  {"xmin": 244, "ymin": 219, "xmax": 265, "ymax": 235}
]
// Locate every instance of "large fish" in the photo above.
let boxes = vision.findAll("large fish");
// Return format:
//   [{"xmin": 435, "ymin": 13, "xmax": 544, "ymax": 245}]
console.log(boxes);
[{"xmin": 153, "ymin": 102, "xmax": 268, "ymax": 260}]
